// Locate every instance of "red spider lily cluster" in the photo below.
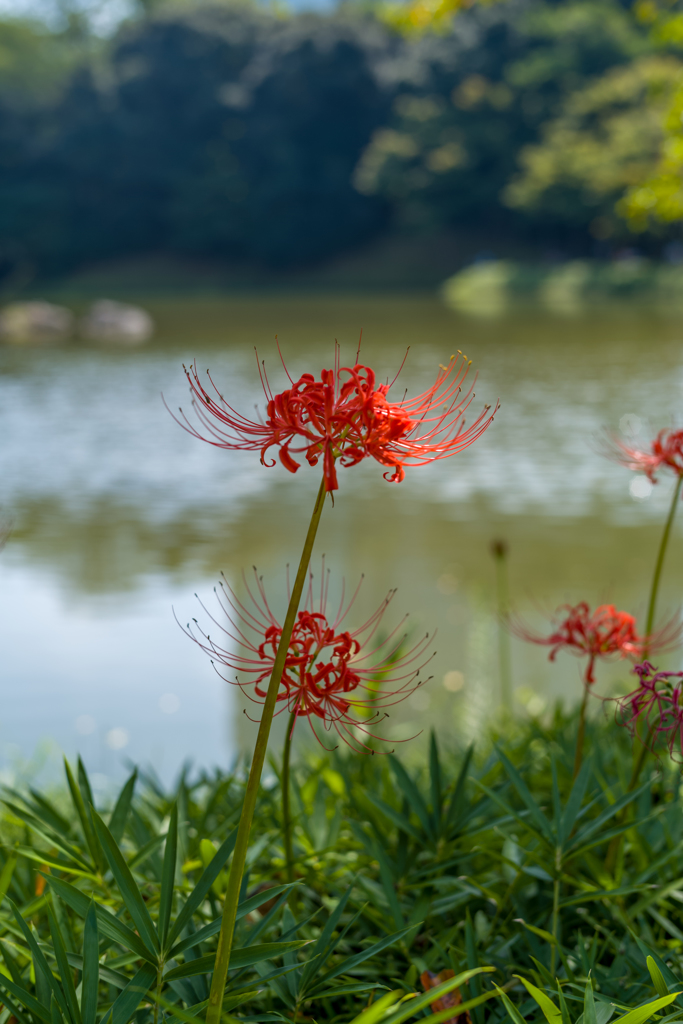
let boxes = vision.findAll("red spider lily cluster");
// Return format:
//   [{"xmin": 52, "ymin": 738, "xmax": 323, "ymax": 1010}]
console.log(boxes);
[
  {"xmin": 515, "ymin": 602, "xmax": 645, "ymax": 684},
  {"xmin": 172, "ymin": 347, "xmax": 497, "ymax": 492},
  {"xmin": 616, "ymin": 661, "xmax": 683, "ymax": 761},
  {"xmin": 609, "ymin": 427, "xmax": 683, "ymax": 485},
  {"xmin": 181, "ymin": 567, "xmax": 434, "ymax": 752}
]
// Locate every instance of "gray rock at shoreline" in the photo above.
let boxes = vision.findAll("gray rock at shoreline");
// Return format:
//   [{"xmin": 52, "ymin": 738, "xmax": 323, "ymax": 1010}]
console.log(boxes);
[
  {"xmin": 81, "ymin": 300, "xmax": 154, "ymax": 344},
  {"xmin": 0, "ymin": 301, "xmax": 74, "ymax": 342}
]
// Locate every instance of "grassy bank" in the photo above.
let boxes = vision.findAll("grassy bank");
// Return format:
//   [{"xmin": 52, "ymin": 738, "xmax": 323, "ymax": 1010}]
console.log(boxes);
[
  {"xmin": 0, "ymin": 711, "xmax": 680, "ymax": 1024},
  {"xmin": 442, "ymin": 259, "xmax": 683, "ymax": 315}
]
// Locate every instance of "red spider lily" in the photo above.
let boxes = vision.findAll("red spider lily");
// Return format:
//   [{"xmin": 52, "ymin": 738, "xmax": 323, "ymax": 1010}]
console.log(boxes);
[
  {"xmin": 616, "ymin": 661, "xmax": 683, "ymax": 761},
  {"xmin": 514, "ymin": 602, "xmax": 646, "ymax": 685},
  {"xmin": 170, "ymin": 346, "xmax": 497, "ymax": 492},
  {"xmin": 181, "ymin": 565, "xmax": 435, "ymax": 752},
  {"xmin": 608, "ymin": 428, "xmax": 683, "ymax": 484}
]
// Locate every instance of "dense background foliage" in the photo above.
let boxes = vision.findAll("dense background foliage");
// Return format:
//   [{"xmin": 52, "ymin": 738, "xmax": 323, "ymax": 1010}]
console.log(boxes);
[{"xmin": 3, "ymin": 0, "xmax": 683, "ymax": 284}]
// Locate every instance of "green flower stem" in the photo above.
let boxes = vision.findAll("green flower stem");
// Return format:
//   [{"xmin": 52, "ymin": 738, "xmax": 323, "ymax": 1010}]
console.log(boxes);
[
  {"xmin": 491, "ymin": 541, "xmax": 512, "ymax": 713},
  {"xmin": 573, "ymin": 678, "xmax": 590, "ymax": 781},
  {"xmin": 206, "ymin": 476, "xmax": 328, "ymax": 1024},
  {"xmin": 629, "ymin": 472, "xmax": 682, "ymax": 783},
  {"xmin": 629, "ymin": 726, "xmax": 653, "ymax": 789},
  {"xmin": 644, "ymin": 474, "xmax": 683, "ymax": 655},
  {"xmin": 282, "ymin": 709, "xmax": 297, "ymax": 885},
  {"xmin": 605, "ymin": 475, "xmax": 682, "ymax": 873},
  {"xmin": 550, "ymin": 847, "xmax": 561, "ymax": 978},
  {"xmin": 154, "ymin": 967, "xmax": 163, "ymax": 1024}
]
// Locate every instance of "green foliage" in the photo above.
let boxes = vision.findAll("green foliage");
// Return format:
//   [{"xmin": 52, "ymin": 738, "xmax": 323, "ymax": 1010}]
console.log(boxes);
[
  {"xmin": 504, "ymin": 56, "xmax": 683, "ymax": 238},
  {"xmin": 354, "ymin": 0, "xmax": 656, "ymax": 243},
  {"xmin": 441, "ymin": 256, "xmax": 683, "ymax": 312},
  {"xmin": 0, "ymin": 717, "xmax": 679, "ymax": 1023},
  {"xmin": 0, "ymin": 0, "xmax": 679, "ymax": 281}
]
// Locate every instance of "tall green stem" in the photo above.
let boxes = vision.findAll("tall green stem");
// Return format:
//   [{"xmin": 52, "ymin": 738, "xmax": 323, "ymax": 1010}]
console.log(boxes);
[
  {"xmin": 644, "ymin": 474, "xmax": 683, "ymax": 655},
  {"xmin": 154, "ymin": 968, "xmax": 162, "ymax": 1024},
  {"xmin": 206, "ymin": 477, "xmax": 328, "ymax": 1024},
  {"xmin": 605, "ymin": 475, "xmax": 682, "ymax": 873},
  {"xmin": 550, "ymin": 846, "xmax": 561, "ymax": 978},
  {"xmin": 629, "ymin": 728, "xmax": 652, "ymax": 790},
  {"xmin": 282, "ymin": 710, "xmax": 296, "ymax": 885},
  {"xmin": 632, "ymin": 473, "xmax": 681, "ymax": 779},
  {"xmin": 491, "ymin": 540, "xmax": 512, "ymax": 714},
  {"xmin": 573, "ymin": 679, "xmax": 590, "ymax": 781}
]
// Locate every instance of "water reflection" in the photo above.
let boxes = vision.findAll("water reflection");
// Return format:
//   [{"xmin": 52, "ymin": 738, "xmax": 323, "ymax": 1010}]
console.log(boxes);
[{"xmin": 1, "ymin": 294, "xmax": 682, "ymax": 780}]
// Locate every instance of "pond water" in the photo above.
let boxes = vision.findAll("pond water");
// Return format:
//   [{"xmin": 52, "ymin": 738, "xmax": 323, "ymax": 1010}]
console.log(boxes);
[{"xmin": 2, "ymin": 292, "xmax": 682, "ymax": 786}]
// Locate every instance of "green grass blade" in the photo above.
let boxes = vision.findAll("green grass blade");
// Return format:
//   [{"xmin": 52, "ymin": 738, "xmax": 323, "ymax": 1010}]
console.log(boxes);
[
  {"xmin": 109, "ymin": 770, "xmax": 137, "ymax": 845},
  {"xmin": 493, "ymin": 985, "xmax": 527, "ymax": 1024},
  {"xmin": 616, "ymin": 996, "xmax": 678, "ymax": 1024},
  {"xmin": 560, "ymin": 758, "xmax": 592, "ymax": 845},
  {"xmin": 77, "ymin": 759, "xmax": 95, "ymax": 813},
  {"xmin": 170, "ymin": 884, "xmax": 295, "ymax": 959},
  {"xmin": 470, "ymin": 780, "xmax": 547, "ymax": 846},
  {"xmin": 515, "ymin": 976, "xmax": 562, "ymax": 1024},
  {"xmin": 347, "ymin": 991, "xmax": 402, "ymax": 1024},
  {"xmin": 65, "ymin": 954, "xmax": 129, "ymax": 990},
  {"xmin": 91, "ymin": 807, "xmax": 159, "ymax": 953},
  {"xmin": 0, "ymin": 853, "xmax": 16, "ymax": 907},
  {"xmin": 0, "ymin": 977, "xmax": 52, "ymax": 1024},
  {"xmin": 388, "ymin": 755, "xmax": 434, "ymax": 841},
  {"xmin": 8, "ymin": 899, "xmax": 72, "ymax": 1024},
  {"xmin": 48, "ymin": 907, "xmax": 82, "ymax": 1024},
  {"xmin": 378, "ymin": 967, "xmax": 495, "ymax": 1024},
  {"xmin": 166, "ymin": 829, "xmax": 237, "ymax": 948},
  {"xmin": 45, "ymin": 875, "xmax": 156, "ymax": 965},
  {"xmin": 311, "ymin": 925, "xmax": 413, "ymax": 989},
  {"xmin": 648, "ymin": 957, "xmax": 670, "ymax": 998},
  {"xmin": 299, "ymin": 888, "xmax": 353, "ymax": 990},
  {"xmin": 24, "ymin": 789, "xmax": 71, "ymax": 837},
  {"xmin": 568, "ymin": 781, "xmax": 651, "ymax": 853},
  {"xmin": 496, "ymin": 748, "xmax": 555, "ymax": 845},
  {"xmin": 3, "ymin": 801, "xmax": 90, "ymax": 871},
  {"xmin": 558, "ymin": 984, "xmax": 572, "ymax": 1024},
  {"xmin": 399, "ymin": 990, "xmax": 500, "ymax": 1024},
  {"xmin": 164, "ymin": 941, "xmax": 309, "ymax": 982},
  {"xmin": 51, "ymin": 994, "xmax": 63, "ymax": 1024},
  {"xmin": 374, "ymin": 840, "xmax": 404, "ymax": 931},
  {"xmin": 0, "ymin": 985, "xmax": 37, "ymax": 1024},
  {"xmin": 551, "ymin": 759, "xmax": 561, "ymax": 838},
  {"xmin": 64, "ymin": 760, "xmax": 104, "ymax": 874},
  {"xmin": 465, "ymin": 910, "xmax": 484, "ymax": 1024},
  {"xmin": 446, "ymin": 745, "xmax": 474, "ymax": 829},
  {"xmin": 585, "ymin": 977, "xmax": 598, "ymax": 1024},
  {"xmin": 0, "ymin": 940, "xmax": 23, "ymax": 986},
  {"xmin": 159, "ymin": 803, "xmax": 178, "ymax": 950},
  {"xmin": 111, "ymin": 964, "xmax": 157, "ymax": 1024},
  {"xmin": 81, "ymin": 900, "xmax": 99, "ymax": 1024},
  {"xmin": 429, "ymin": 730, "xmax": 442, "ymax": 835},
  {"xmin": 361, "ymin": 793, "xmax": 421, "ymax": 842},
  {"xmin": 632, "ymin": 935, "xmax": 683, "ymax": 994}
]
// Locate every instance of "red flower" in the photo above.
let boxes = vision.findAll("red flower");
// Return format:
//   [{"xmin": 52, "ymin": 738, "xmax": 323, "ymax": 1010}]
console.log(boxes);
[
  {"xmin": 608, "ymin": 428, "xmax": 683, "ymax": 484},
  {"xmin": 171, "ymin": 347, "xmax": 497, "ymax": 492},
  {"xmin": 616, "ymin": 661, "xmax": 683, "ymax": 761},
  {"xmin": 515, "ymin": 602, "xmax": 645, "ymax": 685},
  {"xmin": 182, "ymin": 566, "xmax": 435, "ymax": 751}
]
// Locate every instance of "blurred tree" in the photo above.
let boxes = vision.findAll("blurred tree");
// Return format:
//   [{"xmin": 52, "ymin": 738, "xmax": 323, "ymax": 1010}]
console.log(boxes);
[
  {"xmin": 0, "ymin": 16, "xmax": 88, "ymax": 101},
  {"xmin": 169, "ymin": 15, "xmax": 391, "ymax": 264},
  {"xmin": 353, "ymin": 0, "xmax": 652, "ymax": 244},
  {"xmin": 0, "ymin": 0, "xmax": 677, "ymax": 281},
  {"xmin": 503, "ymin": 55, "xmax": 682, "ymax": 240},
  {"xmin": 0, "ymin": 6, "xmax": 393, "ymax": 275}
]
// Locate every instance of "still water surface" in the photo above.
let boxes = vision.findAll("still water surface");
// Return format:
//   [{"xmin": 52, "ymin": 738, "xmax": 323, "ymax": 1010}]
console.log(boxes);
[{"xmin": 2, "ymin": 293, "xmax": 682, "ymax": 784}]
